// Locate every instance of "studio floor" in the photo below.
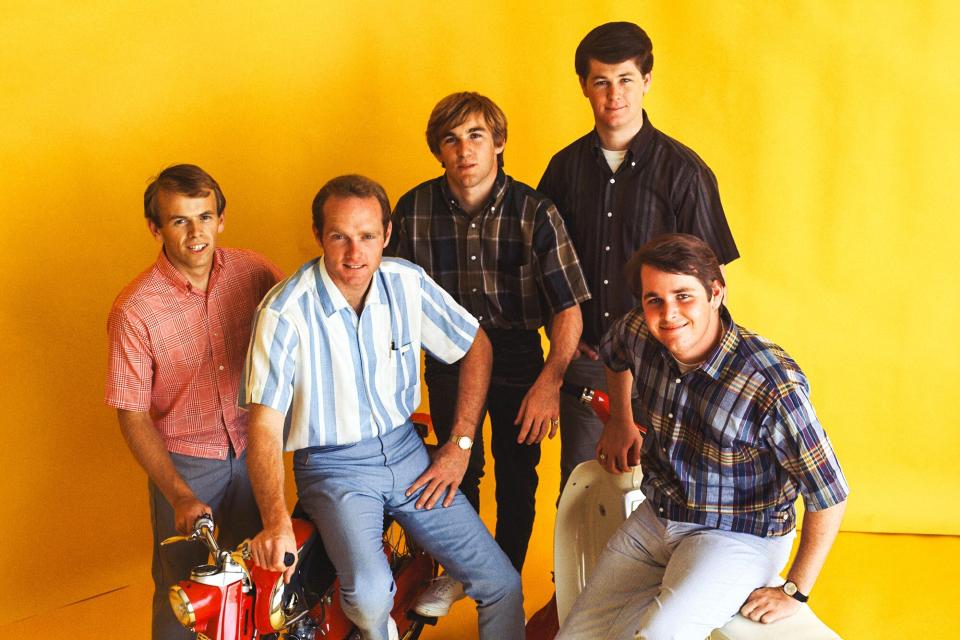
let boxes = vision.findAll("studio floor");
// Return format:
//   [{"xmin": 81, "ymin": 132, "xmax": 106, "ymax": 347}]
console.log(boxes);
[{"xmin": 2, "ymin": 530, "xmax": 957, "ymax": 639}]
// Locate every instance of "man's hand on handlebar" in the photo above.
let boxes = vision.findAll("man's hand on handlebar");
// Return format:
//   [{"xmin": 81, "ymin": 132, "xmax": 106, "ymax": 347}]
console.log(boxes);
[
  {"xmin": 249, "ymin": 522, "xmax": 298, "ymax": 584},
  {"xmin": 172, "ymin": 495, "xmax": 214, "ymax": 536}
]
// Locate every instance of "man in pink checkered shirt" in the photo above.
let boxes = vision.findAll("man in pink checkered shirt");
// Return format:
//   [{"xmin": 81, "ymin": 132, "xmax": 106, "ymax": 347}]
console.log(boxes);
[{"xmin": 105, "ymin": 164, "xmax": 281, "ymax": 639}]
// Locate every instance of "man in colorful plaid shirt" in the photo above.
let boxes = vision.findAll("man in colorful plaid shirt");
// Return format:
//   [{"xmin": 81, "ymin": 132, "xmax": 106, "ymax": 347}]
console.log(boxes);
[
  {"xmin": 557, "ymin": 234, "xmax": 848, "ymax": 639},
  {"xmin": 389, "ymin": 92, "xmax": 590, "ymax": 615},
  {"xmin": 105, "ymin": 164, "xmax": 281, "ymax": 639}
]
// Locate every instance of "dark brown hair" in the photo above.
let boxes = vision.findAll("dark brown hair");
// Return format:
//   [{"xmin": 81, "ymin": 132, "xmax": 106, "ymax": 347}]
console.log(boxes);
[
  {"xmin": 575, "ymin": 22, "xmax": 654, "ymax": 81},
  {"xmin": 143, "ymin": 164, "xmax": 225, "ymax": 226},
  {"xmin": 311, "ymin": 174, "xmax": 391, "ymax": 233},
  {"xmin": 626, "ymin": 233, "xmax": 725, "ymax": 300},
  {"xmin": 425, "ymin": 92, "xmax": 507, "ymax": 162}
]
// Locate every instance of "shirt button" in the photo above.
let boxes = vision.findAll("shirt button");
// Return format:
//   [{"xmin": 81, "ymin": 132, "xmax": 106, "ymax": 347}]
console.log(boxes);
[
  {"xmin": 658, "ymin": 507, "xmax": 664, "ymax": 513},
  {"xmin": 631, "ymin": 161, "xmax": 636, "ymax": 167},
  {"xmin": 604, "ymin": 246, "xmax": 611, "ymax": 251},
  {"xmin": 470, "ymin": 223, "xmax": 476, "ymax": 228},
  {"xmin": 470, "ymin": 255, "xmax": 477, "ymax": 261},
  {"xmin": 603, "ymin": 279, "xmax": 609, "ymax": 285},
  {"xmin": 609, "ymin": 178, "xmax": 616, "ymax": 184},
  {"xmin": 478, "ymin": 315, "xmax": 483, "ymax": 321},
  {"xmin": 218, "ymin": 365, "xmax": 225, "ymax": 371},
  {"xmin": 490, "ymin": 206, "xmax": 495, "ymax": 212},
  {"xmin": 471, "ymin": 287, "xmax": 477, "ymax": 293},
  {"xmin": 604, "ymin": 312, "xmax": 610, "ymax": 317},
  {"xmin": 607, "ymin": 212, "xmax": 613, "ymax": 218},
  {"xmin": 675, "ymin": 378, "xmax": 681, "ymax": 384},
  {"xmin": 668, "ymin": 413, "xmax": 674, "ymax": 419}
]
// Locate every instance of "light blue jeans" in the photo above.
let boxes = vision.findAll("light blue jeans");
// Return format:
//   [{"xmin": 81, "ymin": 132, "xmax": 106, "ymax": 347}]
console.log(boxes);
[
  {"xmin": 557, "ymin": 500, "xmax": 795, "ymax": 640},
  {"xmin": 293, "ymin": 423, "xmax": 525, "ymax": 640}
]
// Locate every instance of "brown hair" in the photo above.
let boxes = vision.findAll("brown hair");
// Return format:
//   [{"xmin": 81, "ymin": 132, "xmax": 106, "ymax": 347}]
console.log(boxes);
[
  {"xmin": 625, "ymin": 233, "xmax": 725, "ymax": 300},
  {"xmin": 143, "ymin": 164, "xmax": 226, "ymax": 226},
  {"xmin": 575, "ymin": 22, "xmax": 654, "ymax": 81},
  {"xmin": 311, "ymin": 174, "xmax": 391, "ymax": 233},
  {"xmin": 425, "ymin": 92, "xmax": 507, "ymax": 162}
]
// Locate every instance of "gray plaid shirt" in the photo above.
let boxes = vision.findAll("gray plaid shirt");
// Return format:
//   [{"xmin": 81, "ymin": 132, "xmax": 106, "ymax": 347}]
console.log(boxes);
[{"xmin": 389, "ymin": 171, "xmax": 590, "ymax": 330}]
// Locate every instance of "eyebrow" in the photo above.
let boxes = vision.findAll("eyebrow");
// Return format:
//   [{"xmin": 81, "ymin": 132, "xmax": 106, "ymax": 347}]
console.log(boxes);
[{"xmin": 643, "ymin": 287, "xmax": 696, "ymax": 300}]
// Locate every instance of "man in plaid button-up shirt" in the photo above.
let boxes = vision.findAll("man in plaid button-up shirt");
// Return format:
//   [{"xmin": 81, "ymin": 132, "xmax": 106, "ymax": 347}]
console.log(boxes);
[
  {"xmin": 105, "ymin": 164, "xmax": 280, "ymax": 639},
  {"xmin": 558, "ymin": 234, "xmax": 848, "ymax": 639},
  {"xmin": 389, "ymin": 92, "xmax": 590, "ymax": 613}
]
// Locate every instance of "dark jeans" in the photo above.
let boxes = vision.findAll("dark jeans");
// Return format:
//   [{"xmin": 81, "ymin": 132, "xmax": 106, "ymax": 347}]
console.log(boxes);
[{"xmin": 424, "ymin": 328, "xmax": 543, "ymax": 572}]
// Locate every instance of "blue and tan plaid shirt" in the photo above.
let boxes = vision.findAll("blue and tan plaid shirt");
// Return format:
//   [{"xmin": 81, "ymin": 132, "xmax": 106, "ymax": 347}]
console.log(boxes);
[{"xmin": 601, "ymin": 306, "xmax": 849, "ymax": 537}]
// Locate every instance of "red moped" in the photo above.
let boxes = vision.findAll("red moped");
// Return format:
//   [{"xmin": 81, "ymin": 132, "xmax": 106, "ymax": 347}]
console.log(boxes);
[{"xmin": 162, "ymin": 414, "xmax": 439, "ymax": 640}]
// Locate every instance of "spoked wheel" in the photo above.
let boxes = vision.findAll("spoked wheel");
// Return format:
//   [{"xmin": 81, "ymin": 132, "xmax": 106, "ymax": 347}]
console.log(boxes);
[{"xmin": 384, "ymin": 517, "xmax": 416, "ymax": 571}]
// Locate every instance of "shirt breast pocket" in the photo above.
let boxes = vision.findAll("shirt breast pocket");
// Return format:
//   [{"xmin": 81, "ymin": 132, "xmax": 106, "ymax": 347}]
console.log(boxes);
[{"xmin": 391, "ymin": 341, "xmax": 418, "ymax": 392}]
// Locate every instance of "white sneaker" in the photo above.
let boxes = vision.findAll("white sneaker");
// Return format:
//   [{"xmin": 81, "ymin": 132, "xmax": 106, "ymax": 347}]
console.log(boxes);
[{"xmin": 412, "ymin": 575, "xmax": 467, "ymax": 617}]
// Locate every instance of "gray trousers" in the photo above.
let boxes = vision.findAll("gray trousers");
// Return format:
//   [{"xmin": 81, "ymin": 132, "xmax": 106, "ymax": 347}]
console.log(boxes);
[
  {"xmin": 148, "ymin": 449, "xmax": 261, "ymax": 639},
  {"xmin": 559, "ymin": 357, "xmax": 609, "ymax": 493},
  {"xmin": 557, "ymin": 500, "xmax": 795, "ymax": 640}
]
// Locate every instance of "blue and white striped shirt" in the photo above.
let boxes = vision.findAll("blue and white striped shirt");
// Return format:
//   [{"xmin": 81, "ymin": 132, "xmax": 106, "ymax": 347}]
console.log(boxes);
[{"xmin": 243, "ymin": 257, "xmax": 479, "ymax": 450}]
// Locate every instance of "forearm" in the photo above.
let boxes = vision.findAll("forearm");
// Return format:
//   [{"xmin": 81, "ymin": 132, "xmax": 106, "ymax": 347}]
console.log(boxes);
[
  {"xmin": 604, "ymin": 367, "xmax": 634, "ymax": 424},
  {"xmin": 450, "ymin": 327, "xmax": 492, "ymax": 438},
  {"xmin": 785, "ymin": 500, "xmax": 847, "ymax": 593},
  {"xmin": 246, "ymin": 403, "xmax": 291, "ymax": 531},
  {"xmin": 117, "ymin": 409, "xmax": 194, "ymax": 505},
  {"xmin": 539, "ymin": 305, "xmax": 582, "ymax": 386}
]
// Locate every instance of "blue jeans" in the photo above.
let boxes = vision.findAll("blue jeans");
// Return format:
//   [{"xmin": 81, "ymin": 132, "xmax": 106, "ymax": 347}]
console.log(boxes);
[
  {"xmin": 149, "ymin": 448, "xmax": 261, "ymax": 640},
  {"xmin": 293, "ymin": 423, "xmax": 524, "ymax": 640}
]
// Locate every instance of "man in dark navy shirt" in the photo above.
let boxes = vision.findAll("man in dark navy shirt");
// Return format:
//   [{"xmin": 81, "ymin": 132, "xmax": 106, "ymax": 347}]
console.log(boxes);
[{"xmin": 538, "ymin": 22, "xmax": 739, "ymax": 492}]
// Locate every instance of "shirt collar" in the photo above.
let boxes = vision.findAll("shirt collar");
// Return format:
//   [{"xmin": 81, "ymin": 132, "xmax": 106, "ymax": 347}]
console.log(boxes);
[
  {"xmin": 589, "ymin": 109, "xmax": 655, "ymax": 164},
  {"xmin": 154, "ymin": 247, "xmax": 224, "ymax": 294},
  {"xmin": 313, "ymin": 258, "xmax": 388, "ymax": 317},
  {"xmin": 438, "ymin": 169, "xmax": 510, "ymax": 216},
  {"xmin": 698, "ymin": 306, "xmax": 741, "ymax": 381}
]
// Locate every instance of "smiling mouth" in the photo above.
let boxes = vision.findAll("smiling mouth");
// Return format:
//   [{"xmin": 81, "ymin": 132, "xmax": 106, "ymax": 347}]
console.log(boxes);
[
  {"xmin": 660, "ymin": 323, "xmax": 688, "ymax": 331},
  {"xmin": 344, "ymin": 264, "xmax": 365, "ymax": 270},
  {"xmin": 187, "ymin": 243, "xmax": 208, "ymax": 253}
]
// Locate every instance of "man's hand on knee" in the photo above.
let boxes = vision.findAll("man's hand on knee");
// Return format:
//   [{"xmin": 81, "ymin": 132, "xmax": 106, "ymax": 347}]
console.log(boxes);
[
  {"xmin": 739, "ymin": 586, "xmax": 801, "ymax": 624},
  {"xmin": 406, "ymin": 443, "xmax": 469, "ymax": 509},
  {"xmin": 248, "ymin": 522, "xmax": 297, "ymax": 583}
]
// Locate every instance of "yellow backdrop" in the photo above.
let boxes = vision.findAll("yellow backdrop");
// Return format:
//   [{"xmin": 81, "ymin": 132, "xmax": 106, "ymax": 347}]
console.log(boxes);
[{"xmin": 1, "ymin": 0, "xmax": 957, "ymax": 626}]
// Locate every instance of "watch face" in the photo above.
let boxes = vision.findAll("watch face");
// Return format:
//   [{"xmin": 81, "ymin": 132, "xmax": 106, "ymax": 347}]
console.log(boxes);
[
  {"xmin": 783, "ymin": 581, "xmax": 798, "ymax": 596},
  {"xmin": 455, "ymin": 436, "xmax": 472, "ymax": 450}
]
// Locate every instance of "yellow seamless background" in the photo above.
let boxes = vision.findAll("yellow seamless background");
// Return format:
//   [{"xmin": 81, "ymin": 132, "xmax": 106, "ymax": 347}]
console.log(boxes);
[{"xmin": 1, "ymin": 0, "xmax": 957, "ymax": 625}]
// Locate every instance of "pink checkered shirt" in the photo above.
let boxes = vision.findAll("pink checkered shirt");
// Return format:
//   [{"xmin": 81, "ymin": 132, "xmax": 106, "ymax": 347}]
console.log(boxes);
[{"xmin": 105, "ymin": 247, "xmax": 281, "ymax": 459}]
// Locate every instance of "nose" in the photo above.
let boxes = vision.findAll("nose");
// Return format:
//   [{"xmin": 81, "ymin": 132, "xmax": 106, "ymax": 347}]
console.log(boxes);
[
  {"xmin": 456, "ymin": 139, "xmax": 470, "ymax": 158},
  {"xmin": 186, "ymin": 219, "xmax": 201, "ymax": 236},
  {"xmin": 662, "ymin": 299, "xmax": 679, "ymax": 320}
]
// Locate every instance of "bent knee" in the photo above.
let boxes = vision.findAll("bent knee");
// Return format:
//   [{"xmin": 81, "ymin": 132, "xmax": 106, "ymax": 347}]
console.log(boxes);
[
  {"xmin": 467, "ymin": 564, "xmax": 522, "ymax": 608},
  {"xmin": 340, "ymin": 573, "xmax": 396, "ymax": 628},
  {"xmin": 636, "ymin": 590, "xmax": 714, "ymax": 640}
]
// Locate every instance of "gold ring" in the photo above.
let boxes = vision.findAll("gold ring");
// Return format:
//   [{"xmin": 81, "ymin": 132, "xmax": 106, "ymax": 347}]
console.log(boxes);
[
  {"xmin": 551, "ymin": 417, "xmax": 559, "ymax": 426},
  {"xmin": 598, "ymin": 453, "xmax": 607, "ymax": 462}
]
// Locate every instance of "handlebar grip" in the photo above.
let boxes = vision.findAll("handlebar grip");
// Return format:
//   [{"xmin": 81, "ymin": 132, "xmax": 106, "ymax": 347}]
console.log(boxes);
[{"xmin": 283, "ymin": 552, "xmax": 295, "ymax": 567}]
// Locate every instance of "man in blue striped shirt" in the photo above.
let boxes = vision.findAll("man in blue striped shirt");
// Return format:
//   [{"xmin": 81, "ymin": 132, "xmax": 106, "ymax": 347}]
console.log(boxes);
[
  {"xmin": 241, "ymin": 175, "xmax": 524, "ymax": 640},
  {"xmin": 558, "ymin": 234, "xmax": 848, "ymax": 639}
]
